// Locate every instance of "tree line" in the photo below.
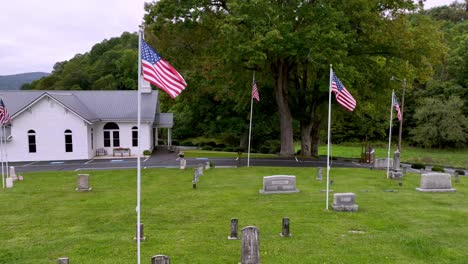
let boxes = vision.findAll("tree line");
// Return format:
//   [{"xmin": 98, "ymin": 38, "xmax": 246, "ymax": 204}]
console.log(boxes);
[{"xmin": 24, "ymin": 0, "xmax": 468, "ymax": 154}]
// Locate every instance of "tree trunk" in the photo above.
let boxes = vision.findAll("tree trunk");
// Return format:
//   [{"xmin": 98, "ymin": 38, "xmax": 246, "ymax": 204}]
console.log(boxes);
[
  {"xmin": 310, "ymin": 119, "xmax": 320, "ymax": 157},
  {"xmin": 300, "ymin": 121, "xmax": 312, "ymax": 157},
  {"xmin": 272, "ymin": 58, "xmax": 294, "ymax": 156}
]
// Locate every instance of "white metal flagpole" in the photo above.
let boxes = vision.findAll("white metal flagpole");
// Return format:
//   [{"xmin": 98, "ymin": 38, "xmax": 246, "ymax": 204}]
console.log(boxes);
[
  {"xmin": 136, "ymin": 27, "xmax": 143, "ymax": 264},
  {"xmin": 247, "ymin": 72, "xmax": 255, "ymax": 167},
  {"xmin": 4, "ymin": 126, "xmax": 9, "ymax": 179},
  {"xmin": 326, "ymin": 65, "xmax": 333, "ymax": 210},
  {"xmin": 386, "ymin": 90, "xmax": 394, "ymax": 178},
  {"xmin": 1, "ymin": 124, "xmax": 4, "ymax": 189}
]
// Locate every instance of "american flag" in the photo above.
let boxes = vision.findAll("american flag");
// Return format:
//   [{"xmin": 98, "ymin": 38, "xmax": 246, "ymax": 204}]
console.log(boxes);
[
  {"xmin": 0, "ymin": 98, "xmax": 11, "ymax": 125},
  {"xmin": 141, "ymin": 39, "xmax": 187, "ymax": 99},
  {"xmin": 393, "ymin": 93, "xmax": 402, "ymax": 121},
  {"xmin": 331, "ymin": 72, "xmax": 356, "ymax": 112},
  {"xmin": 252, "ymin": 81, "xmax": 260, "ymax": 102}
]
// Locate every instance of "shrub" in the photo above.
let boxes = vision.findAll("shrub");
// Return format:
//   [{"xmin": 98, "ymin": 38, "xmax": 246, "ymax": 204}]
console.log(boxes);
[
  {"xmin": 213, "ymin": 148, "xmax": 223, "ymax": 151},
  {"xmin": 204, "ymin": 141, "xmax": 217, "ymax": 147},
  {"xmin": 259, "ymin": 146, "xmax": 270, "ymax": 154},
  {"xmin": 201, "ymin": 146, "xmax": 213, "ymax": 150},
  {"xmin": 431, "ymin": 166, "xmax": 445, "ymax": 172},
  {"xmin": 180, "ymin": 140, "xmax": 194, "ymax": 146},
  {"xmin": 224, "ymin": 147, "xmax": 234, "ymax": 152},
  {"xmin": 411, "ymin": 163, "xmax": 425, "ymax": 170},
  {"xmin": 455, "ymin": 170, "xmax": 465, "ymax": 175},
  {"xmin": 143, "ymin": 150, "xmax": 152, "ymax": 156},
  {"xmin": 216, "ymin": 143, "xmax": 226, "ymax": 149},
  {"xmin": 172, "ymin": 140, "xmax": 179, "ymax": 146}
]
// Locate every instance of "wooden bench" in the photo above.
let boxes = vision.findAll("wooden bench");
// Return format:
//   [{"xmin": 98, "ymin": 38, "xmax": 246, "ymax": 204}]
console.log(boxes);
[{"xmin": 113, "ymin": 148, "xmax": 131, "ymax": 157}]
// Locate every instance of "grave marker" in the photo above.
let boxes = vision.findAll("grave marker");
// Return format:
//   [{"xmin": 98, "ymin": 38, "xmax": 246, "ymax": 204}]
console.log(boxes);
[
  {"xmin": 332, "ymin": 193, "xmax": 359, "ymax": 212},
  {"xmin": 259, "ymin": 175, "xmax": 299, "ymax": 194},
  {"xmin": 228, "ymin": 218, "xmax": 239, "ymax": 240},
  {"xmin": 58, "ymin": 257, "xmax": 69, "ymax": 264},
  {"xmin": 76, "ymin": 174, "xmax": 92, "ymax": 191},
  {"xmin": 241, "ymin": 226, "xmax": 260, "ymax": 264},
  {"xmin": 151, "ymin": 255, "xmax": 170, "ymax": 264},
  {"xmin": 416, "ymin": 173, "xmax": 456, "ymax": 192},
  {"xmin": 134, "ymin": 223, "xmax": 146, "ymax": 241},
  {"xmin": 280, "ymin": 217, "xmax": 292, "ymax": 237},
  {"xmin": 316, "ymin": 167, "xmax": 323, "ymax": 181}
]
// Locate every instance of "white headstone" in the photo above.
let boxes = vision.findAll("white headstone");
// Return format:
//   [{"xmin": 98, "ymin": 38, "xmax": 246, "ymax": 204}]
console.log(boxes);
[
  {"xmin": 416, "ymin": 173, "xmax": 456, "ymax": 192},
  {"xmin": 9, "ymin": 166, "xmax": 17, "ymax": 181},
  {"xmin": 6, "ymin": 178, "xmax": 13, "ymax": 188}
]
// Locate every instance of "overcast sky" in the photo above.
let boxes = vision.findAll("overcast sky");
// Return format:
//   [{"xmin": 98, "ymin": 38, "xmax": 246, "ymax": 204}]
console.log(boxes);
[{"xmin": 0, "ymin": 0, "xmax": 459, "ymax": 75}]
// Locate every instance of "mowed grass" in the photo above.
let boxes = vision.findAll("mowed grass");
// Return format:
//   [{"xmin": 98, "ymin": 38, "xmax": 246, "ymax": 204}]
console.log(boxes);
[
  {"xmin": 184, "ymin": 144, "xmax": 468, "ymax": 168},
  {"xmin": 319, "ymin": 145, "xmax": 468, "ymax": 169},
  {"xmin": 1, "ymin": 167, "xmax": 467, "ymax": 263}
]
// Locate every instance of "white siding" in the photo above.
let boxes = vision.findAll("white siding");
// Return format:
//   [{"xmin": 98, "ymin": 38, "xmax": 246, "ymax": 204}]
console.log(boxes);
[
  {"xmin": 94, "ymin": 122, "xmax": 153, "ymax": 156},
  {"xmin": 6, "ymin": 97, "xmax": 90, "ymax": 162}
]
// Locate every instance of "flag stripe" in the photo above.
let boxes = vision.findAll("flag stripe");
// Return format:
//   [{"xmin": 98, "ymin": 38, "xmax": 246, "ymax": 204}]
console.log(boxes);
[
  {"xmin": 0, "ymin": 98, "xmax": 11, "ymax": 125},
  {"xmin": 141, "ymin": 39, "xmax": 187, "ymax": 98},
  {"xmin": 252, "ymin": 81, "xmax": 260, "ymax": 102},
  {"xmin": 331, "ymin": 72, "xmax": 356, "ymax": 112},
  {"xmin": 393, "ymin": 94, "xmax": 402, "ymax": 121}
]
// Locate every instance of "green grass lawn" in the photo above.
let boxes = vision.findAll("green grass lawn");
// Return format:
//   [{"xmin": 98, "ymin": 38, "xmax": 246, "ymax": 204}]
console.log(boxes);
[
  {"xmin": 184, "ymin": 144, "xmax": 468, "ymax": 169},
  {"xmin": 1, "ymin": 167, "xmax": 467, "ymax": 263},
  {"xmin": 317, "ymin": 144, "xmax": 468, "ymax": 169}
]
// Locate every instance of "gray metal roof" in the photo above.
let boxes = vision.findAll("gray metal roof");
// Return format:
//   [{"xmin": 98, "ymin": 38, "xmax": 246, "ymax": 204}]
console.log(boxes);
[{"xmin": 0, "ymin": 90, "xmax": 161, "ymax": 123}]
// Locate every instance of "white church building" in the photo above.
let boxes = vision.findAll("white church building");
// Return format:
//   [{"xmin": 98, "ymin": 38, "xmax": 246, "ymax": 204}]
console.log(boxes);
[{"xmin": 0, "ymin": 90, "xmax": 173, "ymax": 162}]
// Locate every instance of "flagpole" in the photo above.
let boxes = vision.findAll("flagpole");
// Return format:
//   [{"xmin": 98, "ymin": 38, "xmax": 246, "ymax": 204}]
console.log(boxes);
[
  {"xmin": 1, "ymin": 124, "xmax": 4, "ymax": 189},
  {"xmin": 326, "ymin": 65, "xmax": 333, "ymax": 210},
  {"xmin": 136, "ymin": 27, "xmax": 143, "ymax": 264},
  {"xmin": 4, "ymin": 126, "xmax": 9, "ymax": 179},
  {"xmin": 247, "ymin": 72, "xmax": 255, "ymax": 167},
  {"xmin": 387, "ymin": 90, "xmax": 394, "ymax": 178}
]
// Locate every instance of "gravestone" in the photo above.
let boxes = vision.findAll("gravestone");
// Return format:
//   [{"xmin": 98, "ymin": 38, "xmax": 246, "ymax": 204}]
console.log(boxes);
[
  {"xmin": 179, "ymin": 159, "xmax": 186, "ymax": 170},
  {"xmin": 197, "ymin": 164, "xmax": 204, "ymax": 176},
  {"xmin": 280, "ymin": 217, "xmax": 292, "ymax": 237},
  {"xmin": 454, "ymin": 172, "xmax": 460, "ymax": 183},
  {"xmin": 151, "ymin": 255, "xmax": 170, "ymax": 264},
  {"xmin": 332, "ymin": 193, "xmax": 359, "ymax": 212},
  {"xmin": 76, "ymin": 174, "xmax": 92, "ymax": 191},
  {"xmin": 389, "ymin": 150, "xmax": 403, "ymax": 179},
  {"xmin": 58, "ymin": 257, "xmax": 69, "ymax": 264},
  {"xmin": 416, "ymin": 173, "xmax": 456, "ymax": 192},
  {"xmin": 241, "ymin": 226, "xmax": 260, "ymax": 264},
  {"xmin": 193, "ymin": 168, "xmax": 200, "ymax": 189},
  {"xmin": 373, "ymin": 158, "xmax": 393, "ymax": 169},
  {"xmin": 6, "ymin": 178, "xmax": 13, "ymax": 188},
  {"xmin": 205, "ymin": 161, "xmax": 211, "ymax": 170},
  {"xmin": 228, "ymin": 218, "xmax": 239, "ymax": 240},
  {"xmin": 316, "ymin": 167, "xmax": 323, "ymax": 181},
  {"xmin": 9, "ymin": 166, "xmax": 17, "ymax": 181},
  {"xmin": 259, "ymin": 175, "xmax": 299, "ymax": 194},
  {"xmin": 134, "ymin": 223, "xmax": 146, "ymax": 241}
]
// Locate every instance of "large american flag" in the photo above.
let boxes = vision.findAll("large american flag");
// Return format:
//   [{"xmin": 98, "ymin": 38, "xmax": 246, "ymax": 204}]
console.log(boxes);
[
  {"xmin": 252, "ymin": 81, "xmax": 260, "ymax": 102},
  {"xmin": 393, "ymin": 93, "xmax": 402, "ymax": 121},
  {"xmin": 331, "ymin": 72, "xmax": 356, "ymax": 112},
  {"xmin": 0, "ymin": 98, "xmax": 11, "ymax": 125},
  {"xmin": 141, "ymin": 39, "xmax": 187, "ymax": 99}
]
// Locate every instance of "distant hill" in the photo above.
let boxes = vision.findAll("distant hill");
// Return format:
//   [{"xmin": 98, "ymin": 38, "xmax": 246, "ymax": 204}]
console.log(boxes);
[{"xmin": 0, "ymin": 72, "xmax": 49, "ymax": 90}]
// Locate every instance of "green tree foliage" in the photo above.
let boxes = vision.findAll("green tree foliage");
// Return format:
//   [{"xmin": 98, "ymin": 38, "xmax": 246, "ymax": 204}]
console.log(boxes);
[
  {"xmin": 144, "ymin": 0, "xmax": 447, "ymax": 156},
  {"xmin": 410, "ymin": 95, "xmax": 467, "ymax": 148},
  {"xmin": 25, "ymin": 32, "xmax": 138, "ymax": 91}
]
